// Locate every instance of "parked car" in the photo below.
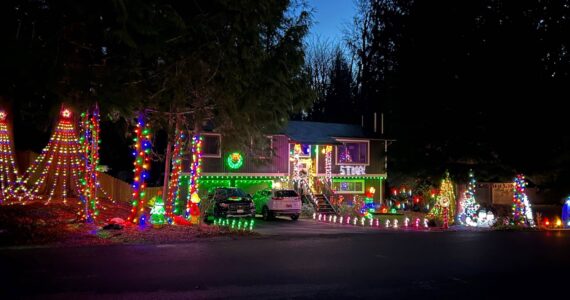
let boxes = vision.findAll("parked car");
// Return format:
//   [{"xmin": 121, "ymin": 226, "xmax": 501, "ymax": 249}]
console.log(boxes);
[
  {"xmin": 253, "ymin": 189, "xmax": 301, "ymax": 221},
  {"xmin": 203, "ymin": 187, "xmax": 256, "ymax": 222}
]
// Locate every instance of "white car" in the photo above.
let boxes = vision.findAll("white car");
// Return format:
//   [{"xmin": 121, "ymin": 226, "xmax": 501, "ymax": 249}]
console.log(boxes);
[{"xmin": 253, "ymin": 189, "xmax": 302, "ymax": 221}]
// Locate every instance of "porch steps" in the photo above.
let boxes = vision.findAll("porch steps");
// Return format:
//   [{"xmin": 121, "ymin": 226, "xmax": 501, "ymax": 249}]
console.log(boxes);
[{"xmin": 314, "ymin": 194, "xmax": 336, "ymax": 215}]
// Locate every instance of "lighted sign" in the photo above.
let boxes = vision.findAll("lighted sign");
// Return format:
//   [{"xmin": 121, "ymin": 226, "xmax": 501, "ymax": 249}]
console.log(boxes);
[
  {"xmin": 226, "ymin": 152, "xmax": 244, "ymax": 169},
  {"xmin": 339, "ymin": 165, "xmax": 366, "ymax": 176}
]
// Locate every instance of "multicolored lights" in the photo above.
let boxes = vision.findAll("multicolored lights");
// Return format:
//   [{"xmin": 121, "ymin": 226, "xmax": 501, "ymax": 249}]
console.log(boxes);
[
  {"xmin": 457, "ymin": 170, "xmax": 480, "ymax": 226},
  {"xmin": 186, "ymin": 134, "xmax": 203, "ymax": 219},
  {"xmin": 128, "ymin": 113, "xmax": 152, "ymax": 225},
  {"xmin": 0, "ymin": 109, "xmax": 23, "ymax": 202},
  {"xmin": 511, "ymin": 174, "xmax": 535, "ymax": 227},
  {"xmin": 19, "ymin": 107, "xmax": 86, "ymax": 208},
  {"xmin": 167, "ymin": 129, "xmax": 185, "ymax": 217}
]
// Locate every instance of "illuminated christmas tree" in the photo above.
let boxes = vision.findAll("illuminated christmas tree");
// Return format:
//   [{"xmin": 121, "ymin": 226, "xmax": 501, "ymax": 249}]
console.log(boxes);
[
  {"xmin": 511, "ymin": 174, "xmax": 535, "ymax": 227},
  {"xmin": 20, "ymin": 108, "xmax": 85, "ymax": 203},
  {"xmin": 127, "ymin": 113, "xmax": 152, "ymax": 225},
  {"xmin": 457, "ymin": 170, "xmax": 480, "ymax": 226},
  {"xmin": 361, "ymin": 187, "xmax": 376, "ymax": 218},
  {"xmin": 0, "ymin": 109, "xmax": 23, "ymax": 202},
  {"xmin": 428, "ymin": 171, "xmax": 456, "ymax": 227}
]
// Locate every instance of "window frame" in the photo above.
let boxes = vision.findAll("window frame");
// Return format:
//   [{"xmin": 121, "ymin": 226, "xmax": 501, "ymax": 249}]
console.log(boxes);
[
  {"xmin": 335, "ymin": 139, "xmax": 370, "ymax": 166},
  {"xmin": 256, "ymin": 135, "xmax": 274, "ymax": 159},
  {"xmin": 202, "ymin": 133, "xmax": 222, "ymax": 158}
]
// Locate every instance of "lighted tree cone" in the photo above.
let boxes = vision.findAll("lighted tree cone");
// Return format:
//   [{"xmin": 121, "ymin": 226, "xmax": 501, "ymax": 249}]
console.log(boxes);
[
  {"xmin": 128, "ymin": 113, "xmax": 152, "ymax": 225},
  {"xmin": 511, "ymin": 174, "xmax": 535, "ymax": 227},
  {"xmin": 19, "ymin": 108, "xmax": 88, "ymax": 208},
  {"xmin": 0, "ymin": 109, "xmax": 24, "ymax": 202},
  {"xmin": 457, "ymin": 170, "xmax": 480, "ymax": 226},
  {"xmin": 428, "ymin": 171, "xmax": 456, "ymax": 226},
  {"xmin": 150, "ymin": 195, "xmax": 166, "ymax": 226}
]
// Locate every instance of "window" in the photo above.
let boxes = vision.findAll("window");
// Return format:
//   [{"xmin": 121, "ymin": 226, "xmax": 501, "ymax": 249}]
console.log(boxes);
[
  {"xmin": 336, "ymin": 141, "xmax": 369, "ymax": 165},
  {"xmin": 290, "ymin": 143, "xmax": 311, "ymax": 157},
  {"xmin": 332, "ymin": 179, "xmax": 365, "ymax": 194},
  {"xmin": 252, "ymin": 136, "xmax": 273, "ymax": 159},
  {"xmin": 202, "ymin": 134, "xmax": 221, "ymax": 157}
]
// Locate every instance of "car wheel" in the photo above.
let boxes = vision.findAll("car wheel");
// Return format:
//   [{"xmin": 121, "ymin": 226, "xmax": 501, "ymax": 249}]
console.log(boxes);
[
  {"xmin": 262, "ymin": 206, "xmax": 272, "ymax": 221},
  {"xmin": 291, "ymin": 214, "xmax": 299, "ymax": 221}
]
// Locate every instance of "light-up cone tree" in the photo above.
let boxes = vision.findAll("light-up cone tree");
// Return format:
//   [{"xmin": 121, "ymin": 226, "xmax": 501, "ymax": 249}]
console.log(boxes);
[
  {"xmin": 428, "ymin": 171, "xmax": 456, "ymax": 227},
  {"xmin": 512, "ymin": 174, "xmax": 535, "ymax": 227},
  {"xmin": 127, "ymin": 113, "xmax": 152, "ymax": 225},
  {"xmin": 0, "ymin": 109, "xmax": 23, "ymax": 202},
  {"xmin": 457, "ymin": 170, "xmax": 480, "ymax": 226},
  {"xmin": 20, "ymin": 109, "xmax": 81, "ymax": 201}
]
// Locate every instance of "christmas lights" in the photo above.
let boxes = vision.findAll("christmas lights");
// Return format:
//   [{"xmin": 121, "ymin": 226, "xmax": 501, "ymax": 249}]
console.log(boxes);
[
  {"xmin": 324, "ymin": 145, "xmax": 332, "ymax": 184},
  {"xmin": 186, "ymin": 134, "xmax": 203, "ymax": 221},
  {"xmin": 563, "ymin": 197, "xmax": 570, "ymax": 228},
  {"xmin": 0, "ymin": 109, "xmax": 23, "ymax": 202},
  {"xmin": 457, "ymin": 170, "xmax": 480, "ymax": 226},
  {"xmin": 511, "ymin": 174, "xmax": 535, "ymax": 227},
  {"xmin": 128, "ymin": 113, "xmax": 152, "ymax": 225},
  {"xmin": 226, "ymin": 152, "xmax": 244, "ymax": 170},
  {"xmin": 213, "ymin": 218, "xmax": 255, "ymax": 231},
  {"xmin": 167, "ymin": 129, "xmax": 185, "ymax": 217},
  {"xmin": 427, "ymin": 171, "xmax": 456, "ymax": 227},
  {"xmin": 20, "ymin": 108, "xmax": 87, "ymax": 213}
]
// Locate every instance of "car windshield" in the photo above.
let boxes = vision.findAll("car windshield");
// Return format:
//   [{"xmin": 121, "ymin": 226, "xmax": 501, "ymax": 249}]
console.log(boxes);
[
  {"xmin": 224, "ymin": 188, "xmax": 247, "ymax": 198},
  {"xmin": 275, "ymin": 190, "xmax": 298, "ymax": 198}
]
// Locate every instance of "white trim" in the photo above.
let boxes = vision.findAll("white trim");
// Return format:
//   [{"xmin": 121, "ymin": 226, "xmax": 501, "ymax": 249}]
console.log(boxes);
[
  {"xmin": 335, "ymin": 139, "xmax": 370, "ymax": 166},
  {"xmin": 316, "ymin": 173, "xmax": 387, "ymax": 178},
  {"xmin": 202, "ymin": 133, "xmax": 222, "ymax": 158}
]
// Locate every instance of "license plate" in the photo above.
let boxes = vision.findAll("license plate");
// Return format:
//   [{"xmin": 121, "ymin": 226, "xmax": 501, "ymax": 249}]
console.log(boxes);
[{"xmin": 237, "ymin": 209, "xmax": 244, "ymax": 213}]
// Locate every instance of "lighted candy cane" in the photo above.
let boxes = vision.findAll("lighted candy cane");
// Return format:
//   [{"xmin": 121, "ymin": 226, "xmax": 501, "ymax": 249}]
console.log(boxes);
[
  {"xmin": 423, "ymin": 218, "xmax": 429, "ymax": 228},
  {"xmin": 404, "ymin": 217, "xmax": 410, "ymax": 227},
  {"xmin": 375, "ymin": 218, "xmax": 380, "ymax": 227},
  {"xmin": 393, "ymin": 219, "xmax": 399, "ymax": 229},
  {"xmin": 346, "ymin": 216, "xmax": 351, "ymax": 224},
  {"xmin": 415, "ymin": 218, "xmax": 420, "ymax": 228},
  {"xmin": 339, "ymin": 216, "xmax": 343, "ymax": 224},
  {"xmin": 353, "ymin": 217, "xmax": 358, "ymax": 226},
  {"xmin": 369, "ymin": 218, "xmax": 374, "ymax": 226},
  {"xmin": 360, "ymin": 217, "xmax": 365, "ymax": 226},
  {"xmin": 333, "ymin": 215, "xmax": 337, "ymax": 223},
  {"xmin": 312, "ymin": 213, "xmax": 316, "ymax": 220},
  {"xmin": 385, "ymin": 220, "xmax": 391, "ymax": 228}
]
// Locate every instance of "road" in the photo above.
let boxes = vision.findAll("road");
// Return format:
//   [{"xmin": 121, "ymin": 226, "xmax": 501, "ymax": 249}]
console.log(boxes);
[{"xmin": 1, "ymin": 219, "xmax": 569, "ymax": 299}]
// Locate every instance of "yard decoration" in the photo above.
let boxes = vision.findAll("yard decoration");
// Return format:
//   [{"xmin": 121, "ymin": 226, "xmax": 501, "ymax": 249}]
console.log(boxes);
[
  {"xmin": 128, "ymin": 113, "xmax": 152, "ymax": 225},
  {"xmin": 361, "ymin": 187, "xmax": 376, "ymax": 218},
  {"xmin": 562, "ymin": 196, "xmax": 570, "ymax": 227},
  {"xmin": 0, "ymin": 109, "xmax": 23, "ymax": 202},
  {"xmin": 428, "ymin": 171, "xmax": 456, "ymax": 227},
  {"xmin": 457, "ymin": 170, "xmax": 480, "ymax": 226},
  {"xmin": 150, "ymin": 195, "xmax": 166, "ymax": 226},
  {"xmin": 511, "ymin": 174, "xmax": 535, "ymax": 227},
  {"xmin": 189, "ymin": 192, "xmax": 201, "ymax": 224},
  {"xmin": 226, "ymin": 152, "xmax": 244, "ymax": 170}
]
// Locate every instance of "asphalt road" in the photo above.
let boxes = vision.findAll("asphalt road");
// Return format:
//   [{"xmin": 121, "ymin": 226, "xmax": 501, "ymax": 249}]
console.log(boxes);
[{"xmin": 1, "ymin": 219, "xmax": 569, "ymax": 299}]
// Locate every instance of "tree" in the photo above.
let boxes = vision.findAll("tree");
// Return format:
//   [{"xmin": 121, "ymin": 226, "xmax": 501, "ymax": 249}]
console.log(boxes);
[
  {"xmin": 457, "ymin": 170, "xmax": 480, "ymax": 226},
  {"xmin": 428, "ymin": 171, "xmax": 456, "ymax": 227},
  {"xmin": 512, "ymin": 174, "xmax": 535, "ymax": 227}
]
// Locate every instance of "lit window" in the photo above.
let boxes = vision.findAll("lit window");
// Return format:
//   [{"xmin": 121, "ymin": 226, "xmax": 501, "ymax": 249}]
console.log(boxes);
[{"xmin": 336, "ymin": 141, "xmax": 369, "ymax": 164}]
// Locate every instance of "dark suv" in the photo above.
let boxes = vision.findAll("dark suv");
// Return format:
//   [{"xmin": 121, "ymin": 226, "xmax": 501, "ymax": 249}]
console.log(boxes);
[{"xmin": 203, "ymin": 187, "xmax": 256, "ymax": 222}]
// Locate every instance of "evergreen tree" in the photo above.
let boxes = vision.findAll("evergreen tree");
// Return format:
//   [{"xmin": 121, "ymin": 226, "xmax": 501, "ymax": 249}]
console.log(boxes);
[
  {"xmin": 512, "ymin": 174, "xmax": 535, "ymax": 227},
  {"xmin": 428, "ymin": 171, "xmax": 456, "ymax": 226},
  {"xmin": 457, "ymin": 170, "xmax": 480, "ymax": 226}
]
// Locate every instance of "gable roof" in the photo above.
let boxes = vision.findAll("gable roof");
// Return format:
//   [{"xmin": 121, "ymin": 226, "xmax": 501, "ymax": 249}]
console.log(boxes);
[{"xmin": 283, "ymin": 121, "xmax": 372, "ymax": 144}]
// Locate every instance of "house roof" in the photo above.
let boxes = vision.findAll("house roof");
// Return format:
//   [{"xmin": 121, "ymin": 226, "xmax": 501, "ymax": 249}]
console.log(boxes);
[{"xmin": 283, "ymin": 121, "xmax": 381, "ymax": 144}]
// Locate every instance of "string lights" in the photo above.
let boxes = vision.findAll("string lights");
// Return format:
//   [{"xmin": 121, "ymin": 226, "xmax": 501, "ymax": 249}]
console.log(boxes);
[
  {"xmin": 511, "ymin": 174, "xmax": 535, "ymax": 227},
  {"xmin": 167, "ymin": 129, "xmax": 185, "ymax": 217},
  {"xmin": 186, "ymin": 134, "xmax": 203, "ymax": 221},
  {"xmin": 0, "ymin": 109, "xmax": 23, "ymax": 202},
  {"xmin": 128, "ymin": 113, "xmax": 152, "ymax": 225},
  {"xmin": 457, "ymin": 170, "xmax": 481, "ymax": 226}
]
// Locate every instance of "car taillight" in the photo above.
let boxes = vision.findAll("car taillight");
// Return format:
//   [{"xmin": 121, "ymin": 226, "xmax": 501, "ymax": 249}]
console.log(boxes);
[{"xmin": 219, "ymin": 203, "xmax": 229, "ymax": 208}]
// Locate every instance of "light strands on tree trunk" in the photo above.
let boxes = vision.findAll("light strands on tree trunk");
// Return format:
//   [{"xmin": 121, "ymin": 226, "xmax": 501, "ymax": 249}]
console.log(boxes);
[
  {"xmin": 128, "ymin": 113, "xmax": 152, "ymax": 225},
  {"xmin": 167, "ymin": 129, "xmax": 185, "ymax": 217},
  {"xmin": 186, "ymin": 134, "xmax": 203, "ymax": 220}
]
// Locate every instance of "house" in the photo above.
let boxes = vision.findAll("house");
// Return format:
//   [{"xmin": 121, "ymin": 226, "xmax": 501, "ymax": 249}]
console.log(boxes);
[{"xmin": 180, "ymin": 120, "xmax": 392, "ymax": 206}]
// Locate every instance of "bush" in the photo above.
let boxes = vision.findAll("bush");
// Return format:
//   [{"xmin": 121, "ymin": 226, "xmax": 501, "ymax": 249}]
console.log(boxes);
[{"xmin": 300, "ymin": 203, "xmax": 315, "ymax": 218}]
